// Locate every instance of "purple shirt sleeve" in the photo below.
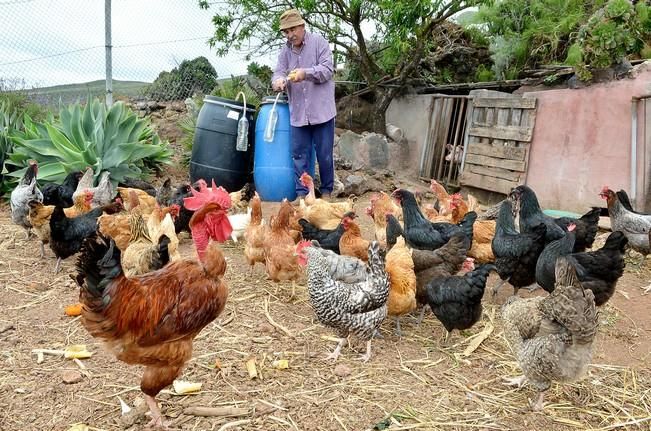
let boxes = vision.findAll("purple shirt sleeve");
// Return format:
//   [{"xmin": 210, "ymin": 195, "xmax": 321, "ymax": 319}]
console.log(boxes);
[{"xmin": 271, "ymin": 32, "xmax": 336, "ymax": 127}]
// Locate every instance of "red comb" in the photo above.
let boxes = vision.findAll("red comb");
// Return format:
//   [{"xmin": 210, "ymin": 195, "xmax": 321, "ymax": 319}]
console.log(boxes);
[{"xmin": 183, "ymin": 179, "xmax": 232, "ymax": 211}]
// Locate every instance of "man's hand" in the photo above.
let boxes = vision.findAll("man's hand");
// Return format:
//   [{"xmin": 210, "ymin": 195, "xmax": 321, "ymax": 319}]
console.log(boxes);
[
  {"xmin": 272, "ymin": 78, "xmax": 287, "ymax": 92},
  {"xmin": 288, "ymin": 68, "xmax": 306, "ymax": 82}
]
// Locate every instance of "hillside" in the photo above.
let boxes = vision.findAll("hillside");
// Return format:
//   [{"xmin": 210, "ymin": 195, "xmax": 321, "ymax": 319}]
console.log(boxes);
[{"xmin": 27, "ymin": 79, "xmax": 149, "ymax": 106}]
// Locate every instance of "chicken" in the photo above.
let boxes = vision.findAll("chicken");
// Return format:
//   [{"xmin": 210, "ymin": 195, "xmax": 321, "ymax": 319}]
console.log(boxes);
[
  {"xmin": 491, "ymin": 200, "xmax": 548, "ymax": 297},
  {"xmin": 297, "ymin": 174, "xmax": 355, "ymax": 230},
  {"xmin": 429, "ymin": 179, "xmax": 454, "ymax": 216},
  {"xmin": 451, "ymin": 194, "xmax": 495, "ymax": 263},
  {"xmin": 299, "ymin": 212, "xmax": 350, "ymax": 254},
  {"xmin": 502, "ymin": 256, "xmax": 598, "ymax": 411},
  {"xmin": 536, "ymin": 225, "xmax": 576, "ymax": 293},
  {"xmin": 148, "ymin": 209, "xmax": 182, "ymax": 262},
  {"xmin": 600, "ymin": 187, "xmax": 651, "ymax": 256},
  {"xmin": 510, "ymin": 185, "xmax": 599, "ymax": 252},
  {"xmin": 385, "ymin": 236, "xmax": 416, "ymax": 336},
  {"xmin": 27, "ymin": 191, "xmax": 94, "ymax": 258},
  {"xmin": 121, "ymin": 211, "xmax": 172, "ymax": 277},
  {"xmin": 41, "ymin": 170, "xmax": 82, "ymax": 207},
  {"xmin": 616, "ymin": 189, "xmax": 649, "ymax": 215},
  {"xmin": 366, "ymin": 191, "xmax": 403, "ymax": 248},
  {"xmin": 118, "ymin": 187, "xmax": 158, "ymax": 214},
  {"xmin": 228, "ymin": 182, "xmax": 255, "ymax": 214},
  {"xmin": 243, "ymin": 192, "xmax": 267, "ymax": 272},
  {"xmin": 423, "ymin": 263, "xmax": 496, "ymax": 342},
  {"xmin": 49, "ymin": 199, "xmax": 123, "ymax": 273},
  {"xmin": 339, "ymin": 213, "xmax": 370, "ymax": 262},
  {"xmin": 297, "ymin": 241, "xmax": 390, "ymax": 362},
  {"xmin": 118, "ymin": 177, "xmax": 157, "ymax": 197},
  {"xmin": 98, "ymin": 213, "xmax": 133, "ymax": 252},
  {"xmin": 10, "ymin": 161, "xmax": 42, "ymax": 237},
  {"xmin": 263, "ymin": 200, "xmax": 303, "ymax": 283},
  {"xmin": 155, "ymin": 178, "xmax": 175, "ymax": 207},
  {"xmin": 566, "ymin": 231, "xmax": 628, "ymax": 306},
  {"xmin": 228, "ymin": 207, "xmax": 251, "ymax": 242},
  {"xmin": 304, "ymin": 241, "xmax": 367, "ymax": 283},
  {"xmin": 73, "ymin": 168, "xmax": 114, "ymax": 207},
  {"xmin": 74, "ymin": 203, "xmax": 230, "ymax": 427}
]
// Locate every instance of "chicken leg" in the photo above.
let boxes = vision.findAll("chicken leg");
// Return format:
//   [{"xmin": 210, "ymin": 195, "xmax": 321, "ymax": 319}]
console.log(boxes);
[
  {"xmin": 326, "ymin": 337, "xmax": 347, "ymax": 361},
  {"xmin": 503, "ymin": 374, "xmax": 527, "ymax": 388},
  {"xmin": 415, "ymin": 306, "xmax": 427, "ymax": 326},
  {"xmin": 54, "ymin": 257, "xmax": 62, "ymax": 274},
  {"xmin": 355, "ymin": 339, "xmax": 373, "ymax": 362},
  {"xmin": 530, "ymin": 392, "xmax": 545, "ymax": 411},
  {"xmin": 394, "ymin": 317, "xmax": 402, "ymax": 338},
  {"xmin": 145, "ymin": 394, "xmax": 168, "ymax": 429},
  {"xmin": 491, "ymin": 279, "xmax": 507, "ymax": 298}
]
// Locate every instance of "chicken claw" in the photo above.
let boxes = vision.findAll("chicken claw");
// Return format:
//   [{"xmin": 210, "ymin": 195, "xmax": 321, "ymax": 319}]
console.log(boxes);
[
  {"xmin": 145, "ymin": 394, "xmax": 170, "ymax": 429},
  {"xmin": 326, "ymin": 338, "xmax": 347, "ymax": 361},
  {"xmin": 529, "ymin": 392, "xmax": 545, "ymax": 411},
  {"xmin": 354, "ymin": 340, "xmax": 373, "ymax": 362},
  {"xmin": 502, "ymin": 374, "xmax": 527, "ymax": 388}
]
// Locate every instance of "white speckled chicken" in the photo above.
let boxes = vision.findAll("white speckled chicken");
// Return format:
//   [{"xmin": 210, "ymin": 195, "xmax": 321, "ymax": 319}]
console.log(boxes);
[
  {"xmin": 298, "ymin": 241, "xmax": 390, "ymax": 362},
  {"xmin": 502, "ymin": 256, "xmax": 598, "ymax": 411},
  {"xmin": 10, "ymin": 161, "xmax": 42, "ymax": 237}
]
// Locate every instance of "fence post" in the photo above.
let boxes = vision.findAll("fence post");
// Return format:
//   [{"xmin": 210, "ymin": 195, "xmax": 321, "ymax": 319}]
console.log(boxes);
[{"xmin": 105, "ymin": 0, "xmax": 113, "ymax": 107}]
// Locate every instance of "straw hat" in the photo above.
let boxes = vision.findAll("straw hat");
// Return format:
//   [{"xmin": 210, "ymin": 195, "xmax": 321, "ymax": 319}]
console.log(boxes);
[{"xmin": 279, "ymin": 9, "xmax": 305, "ymax": 30}]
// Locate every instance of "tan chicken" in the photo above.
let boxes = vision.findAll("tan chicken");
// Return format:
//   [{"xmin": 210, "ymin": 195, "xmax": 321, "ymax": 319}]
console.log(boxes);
[
  {"xmin": 98, "ymin": 213, "xmax": 131, "ymax": 251},
  {"xmin": 385, "ymin": 236, "xmax": 416, "ymax": 337},
  {"xmin": 297, "ymin": 173, "xmax": 355, "ymax": 230},
  {"xmin": 450, "ymin": 194, "xmax": 496, "ymax": 263},
  {"xmin": 244, "ymin": 193, "xmax": 267, "ymax": 272},
  {"xmin": 263, "ymin": 200, "xmax": 303, "ymax": 287},
  {"xmin": 121, "ymin": 211, "xmax": 171, "ymax": 277},
  {"xmin": 147, "ymin": 205, "xmax": 181, "ymax": 262},
  {"xmin": 366, "ymin": 191, "xmax": 403, "ymax": 248},
  {"xmin": 430, "ymin": 180, "xmax": 454, "ymax": 216},
  {"xmin": 339, "ymin": 214, "xmax": 370, "ymax": 262},
  {"xmin": 118, "ymin": 187, "xmax": 157, "ymax": 214}
]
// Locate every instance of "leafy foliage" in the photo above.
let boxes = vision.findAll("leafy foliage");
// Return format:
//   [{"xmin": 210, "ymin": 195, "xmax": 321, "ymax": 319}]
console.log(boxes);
[
  {"xmin": 143, "ymin": 56, "xmax": 218, "ymax": 101},
  {"xmin": 4, "ymin": 99, "xmax": 172, "ymax": 188},
  {"xmin": 211, "ymin": 76, "xmax": 261, "ymax": 106}
]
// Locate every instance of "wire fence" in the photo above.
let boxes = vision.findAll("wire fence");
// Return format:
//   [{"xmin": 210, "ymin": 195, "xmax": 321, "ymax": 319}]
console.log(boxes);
[{"xmin": 0, "ymin": 0, "xmax": 269, "ymax": 106}]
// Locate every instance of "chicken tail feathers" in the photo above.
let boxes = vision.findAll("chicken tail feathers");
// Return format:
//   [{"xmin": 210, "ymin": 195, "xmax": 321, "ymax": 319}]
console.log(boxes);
[
  {"xmin": 151, "ymin": 235, "xmax": 171, "ymax": 271},
  {"xmin": 76, "ymin": 235, "xmax": 123, "ymax": 301}
]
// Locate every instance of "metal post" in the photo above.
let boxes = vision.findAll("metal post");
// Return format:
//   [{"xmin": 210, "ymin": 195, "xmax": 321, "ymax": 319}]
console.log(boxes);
[
  {"xmin": 105, "ymin": 0, "xmax": 113, "ymax": 107},
  {"xmin": 631, "ymin": 98, "xmax": 638, "ymax": 203}
]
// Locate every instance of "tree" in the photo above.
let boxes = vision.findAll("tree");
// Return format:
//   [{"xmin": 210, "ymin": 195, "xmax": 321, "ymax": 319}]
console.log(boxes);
[
  {"xmin": 199, "ymin": 0, "xmax": 486, "ymax": 133},
  {"xmin": 144, "ymin": 56, "xmax": 218, "ymax": 101}
]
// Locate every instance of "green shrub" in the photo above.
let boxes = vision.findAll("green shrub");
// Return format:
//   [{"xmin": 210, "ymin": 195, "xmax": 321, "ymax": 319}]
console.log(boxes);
[
  {"xmin": 4, "ymin": 99, "xmax": 172, "ymax": 187},
  {"xmin": 144, "ymin": 57, "xmax": 218, "ymax": 101}
]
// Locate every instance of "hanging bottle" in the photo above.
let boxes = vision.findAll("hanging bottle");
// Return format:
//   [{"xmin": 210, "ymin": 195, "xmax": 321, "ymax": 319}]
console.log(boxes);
[
  {"xmin": 236, "ymin": 115, "xmax": 249, "ymax": 151},
  {"xmin": 263, "ymin": 106, "xmax": 278, "ymax": 142}
]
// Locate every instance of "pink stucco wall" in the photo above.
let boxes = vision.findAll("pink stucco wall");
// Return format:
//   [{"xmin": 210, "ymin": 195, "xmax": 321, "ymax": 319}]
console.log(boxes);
[{"xmin": 523, "ymin": 64, "xmax": 651, "ymax": 213}]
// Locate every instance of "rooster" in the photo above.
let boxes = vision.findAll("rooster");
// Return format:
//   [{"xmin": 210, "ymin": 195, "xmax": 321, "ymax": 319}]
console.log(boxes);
[
  {"xmin": 10, "ymin": 161, "xmax": 42, "ymax": 238},
  {"xmin": 74, "ymin": 187, "xmax": 231, "ymax": 428},
  {"xmin": 297, "ymin": 241, "xmax": 390, "ymax": 362}
]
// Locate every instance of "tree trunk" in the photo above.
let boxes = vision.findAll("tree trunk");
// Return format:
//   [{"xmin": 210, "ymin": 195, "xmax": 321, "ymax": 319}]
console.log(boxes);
[{"xmin": 370, "ymin": 87, "xmax": 396, "ymax": 134}]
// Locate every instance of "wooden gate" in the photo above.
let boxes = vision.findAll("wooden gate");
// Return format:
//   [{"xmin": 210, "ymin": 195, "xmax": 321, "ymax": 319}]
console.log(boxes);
[{"xmin": 459, "ymin": 96, "xmax": 538, "ymax": 195}]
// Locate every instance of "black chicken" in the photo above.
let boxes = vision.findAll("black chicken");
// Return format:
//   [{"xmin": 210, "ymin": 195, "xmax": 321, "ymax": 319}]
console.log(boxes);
[
  {"xmin": 511, "ymin": 185, "xmax": 600, "ymax": 252},
  {"xmin": 299, "ymin": 212, "xmax": 352, "ymax": 254},
  {"xmin": 41, "ymin": 171, "xmax": 82, "ymax": 207},
  {"xmin": 49, "ymin": 201, "xmax": 122, "ymax": 273},
  {"xmin": 535, "ymin": 225, "xmax": 576, "ymax": 292},
  {"xmin": 565, "ymin": 231, "xmax": 628, "ymax": 306},
  {"xmin": 424, "ymin": 263, "xmax": 496, "ymax": 341},
  {"xmin": 491, "ymin": 200, "xmax": 547, "ymax": 297},
  {"xmin": 118, "ymin": 177, "xmax": 157, "ymax": 197},
  {"xmin": 156, "ymin": 180, "xmax": 194, "ymax": 234}
]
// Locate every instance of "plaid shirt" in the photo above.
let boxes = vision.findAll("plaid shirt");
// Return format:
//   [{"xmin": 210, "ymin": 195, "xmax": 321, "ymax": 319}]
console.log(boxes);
[{"xmin": 272, "ymin": 32, "xmax": 336, "ymax": 127}]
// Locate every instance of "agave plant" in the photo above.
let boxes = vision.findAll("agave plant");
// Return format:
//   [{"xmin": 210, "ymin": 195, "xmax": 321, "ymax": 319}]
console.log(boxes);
[
  {"xmin": 4, "ymin": 98, "xmax": 172, "ymax": 187},
  {"xmin": 0, "ymin": 101, "xmax": 26, "ymax": 195}
]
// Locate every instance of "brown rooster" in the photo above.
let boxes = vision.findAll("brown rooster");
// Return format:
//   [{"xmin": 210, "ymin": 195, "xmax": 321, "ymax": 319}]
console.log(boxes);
[{"xmin": 75, "ymin": 186, "xmax": 232, "ymax": 428}]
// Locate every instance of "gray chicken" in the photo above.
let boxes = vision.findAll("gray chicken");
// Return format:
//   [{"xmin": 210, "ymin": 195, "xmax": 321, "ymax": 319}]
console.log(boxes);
[
  {"xmin": 299, "ymin": 241, "xmax": 390, "ymax": 362},
  {"xmin": 10, "ymin": 161, "xmax": 43, "ymax": 238},
  {"xmin": 502, "ymin": 256, "xmax": 598, "ymax": 411},
  {"xmin": 600, "ymin": 187, "xmax": 651, "ymax": 256},
  {"xmin": 73, "ymin": 168, "xmax": 114, "ymax": 206}
]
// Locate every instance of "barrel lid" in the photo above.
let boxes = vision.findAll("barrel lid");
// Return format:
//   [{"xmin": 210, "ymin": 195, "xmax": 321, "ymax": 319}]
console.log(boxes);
[
  {"xmin": 203, "ymin": 95, "xmax": 256, "ymax": 112},
  {"xmin": 260, "ymin": 94, "xmax": 289, "ymax": 105}
]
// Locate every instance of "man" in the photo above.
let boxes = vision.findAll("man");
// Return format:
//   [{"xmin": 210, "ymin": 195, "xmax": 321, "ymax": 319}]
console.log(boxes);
[{"xmin": 272, "ymin": 8, "xmax": 336, "ymax": 200}]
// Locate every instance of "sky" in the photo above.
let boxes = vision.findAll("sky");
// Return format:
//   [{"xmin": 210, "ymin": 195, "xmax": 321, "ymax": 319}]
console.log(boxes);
[{"xmin": 0, "ymin": 0, "xmax": 276, "ymax": 88}]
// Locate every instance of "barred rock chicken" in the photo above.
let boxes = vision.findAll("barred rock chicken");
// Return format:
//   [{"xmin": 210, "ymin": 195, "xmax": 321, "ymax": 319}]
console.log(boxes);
[
  {"xmin": 42, "ymin": 170, "xmax": 82, "ymax": 207},
  {"xmin": 385, "ymin": 236, "xmax": 417, "ymax": 336},
  {"xmin": 600, "ymin": 187, "xmax": 651, "ymax": 256},
  {"xmin": 492, "ymin": 200, "xmax": 547, "ymax": 297},
  {"xmin": 74, "ymin": 200, "xmax": 230, "ymax": 427},
  {"xmin": 511, "ymin": 185, "xmax": 599, "ymax": 252},
  {"xmin": 243, "ymin": 193, "xmax": 267, "ymax": 272},
  {"xmin": 305, "ymin": 241, "xmax": 367, "ymax": 283},
  {"xmin": 502, "ymin": 257, "xmax": 598, "ymax": 411},
  {"xmin": 121, "ymin": 211, "xmax": 171, "ymax": 277},
  {"xmin": 423, "ymin": 263, "xmax": 495, "ymax": 342},
  {"xmin": 10, "ymin": 161, "xmax": 42, "ymax": 237},
  {"xmin": 297, "ymin": 241, "xmax": 390, "ymax": 362}
]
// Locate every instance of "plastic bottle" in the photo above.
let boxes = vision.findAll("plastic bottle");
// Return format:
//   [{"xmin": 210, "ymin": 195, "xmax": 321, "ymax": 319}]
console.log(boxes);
[
  {"xmin": 263, "ymin": 106, "xmax": 278, "ymax": 142},
  {"xmin": 236, "ymin": 115, "xmax": 249, "ymax": 151}
]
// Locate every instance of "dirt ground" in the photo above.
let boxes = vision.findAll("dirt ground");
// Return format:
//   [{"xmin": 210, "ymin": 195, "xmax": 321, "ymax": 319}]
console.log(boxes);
[{"xmin": 1, "ymin": 192, "xmax": 650, "ymax": 431}]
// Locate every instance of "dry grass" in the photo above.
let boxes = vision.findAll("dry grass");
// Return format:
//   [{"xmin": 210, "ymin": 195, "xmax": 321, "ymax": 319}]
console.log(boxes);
[{"xmin": 0, "ymin": 198, "xmax": 650, "ymax": 431}]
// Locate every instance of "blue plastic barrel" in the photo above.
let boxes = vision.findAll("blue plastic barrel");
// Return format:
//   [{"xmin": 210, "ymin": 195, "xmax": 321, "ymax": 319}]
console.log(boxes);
[
  {"xmin": 254, "ymin": 95, "xmax": 314, "ymax": 201},
  {"xmin": 190, "ymin": 95, "xmax": 255, "ymax": 192}
]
